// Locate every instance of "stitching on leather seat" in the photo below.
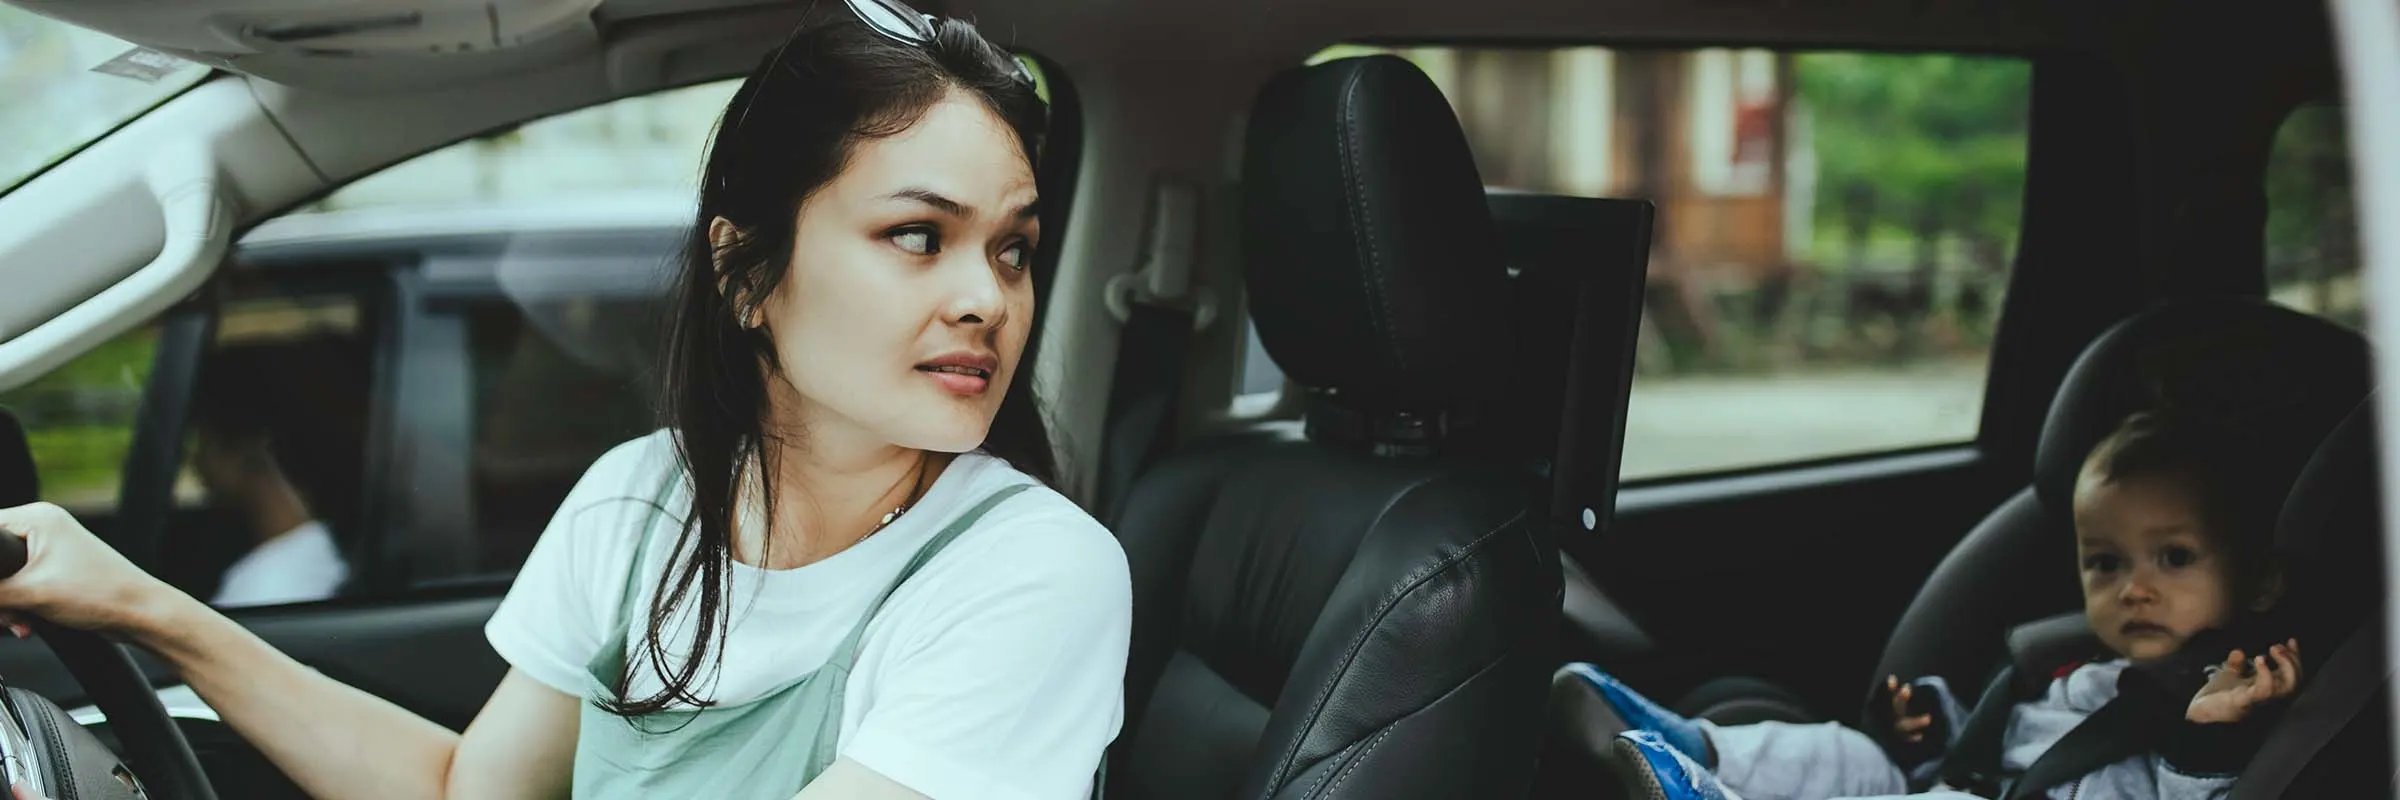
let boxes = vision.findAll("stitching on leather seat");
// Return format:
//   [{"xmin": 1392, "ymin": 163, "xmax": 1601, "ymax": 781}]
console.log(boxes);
[
  {"xmin": 1333, "ymin": 63, "xmax": 1403, "ymax": 378},
  {"xmin": 1302, "ymin": 650, "xmax": 1520, "ymax": 798},
  {"xmin": 1265, "ymin": 485, "xmax": 1535, "ymax": 788},
  {"xmin": 22, "ymin": 690, "xmax": 76, "ymax": 800},
  {"xmin": 1297, "ymin": 727, "xmax": 1373, "ymax": 798},
  {"xmin": 1318, "ymin": 725, "xmax": 1394, "ymax": 797}
]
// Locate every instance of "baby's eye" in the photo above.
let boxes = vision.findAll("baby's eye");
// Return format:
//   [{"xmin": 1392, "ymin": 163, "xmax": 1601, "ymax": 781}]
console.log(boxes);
[
  {"xmin": 2083, "ymin": 554, "xmax": 2122, "ymax": 573},
  {"xmin": 892, "ymin": 228, "xmax": 940, "ymax": 255},
  {"xmin": 2160, "ymin": 546, "xmax": 2199, "ymax": 569}
]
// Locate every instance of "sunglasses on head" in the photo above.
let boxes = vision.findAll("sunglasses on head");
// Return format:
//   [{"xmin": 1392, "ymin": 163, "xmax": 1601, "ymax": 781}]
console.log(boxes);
[
  {"xmin": 715, "ymin": 0, "xmax": 1037, "ymax": 190},
  {"xmin": 840, "ymin": 0, "xmax": 1037, "ymax": 85}
]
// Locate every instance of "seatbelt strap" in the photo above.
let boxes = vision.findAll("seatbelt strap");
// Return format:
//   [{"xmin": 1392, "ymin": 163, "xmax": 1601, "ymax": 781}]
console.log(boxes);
[
  {"xmin": 2001, "ymin": 687, "xmax": 2163, "ymax": 800},
  {"xmin": 2225, "ymin": 617, "xmax": 2391, "ymax": 800},
  {"xmin": 1938, "ymin": 666, "xmax": 2024, "ymax": 795},
  {"xmin": 1094, "ymin": 180, "xmax": 1208, "ymax": 524},
  {"xmin": 1095, "ymin": 301, "xmax": 1194, "ymax": 524}
]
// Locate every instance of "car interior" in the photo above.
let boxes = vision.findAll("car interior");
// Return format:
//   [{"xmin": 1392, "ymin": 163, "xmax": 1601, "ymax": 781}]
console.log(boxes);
[{"xmin": 0, "ymin": 0, "xmax": 2392, "ymax": 797}]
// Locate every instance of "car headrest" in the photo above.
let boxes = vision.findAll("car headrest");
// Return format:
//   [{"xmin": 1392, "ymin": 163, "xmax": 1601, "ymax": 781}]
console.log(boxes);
[
  {"xmin": 2034, "ymin": 298, "xmax": 2371, "ymax": 511},
  {"xmin": 1239, "ymin": 55, "xmax": 1509, "ymax": 448},
  {"xmin": 2006, "ymin": 611, "xmax": 2102, "ymax": 691},
  {"xmin": 2272, "ymin": 395, "xmax": 2384, "ymax": 640}
]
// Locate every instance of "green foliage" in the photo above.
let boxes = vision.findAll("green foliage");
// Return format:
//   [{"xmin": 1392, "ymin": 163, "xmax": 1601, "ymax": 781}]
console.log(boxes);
[
  {"xmin": 1795, "ymin": 53, "xmax": 2031, "ymax": 255},
  {"xmin": 2263, "ymin": 105, "xmax": 2354, "ymax": 277},
  {"xmin": 0, "ymin": 327, "xmax": 156, "ymax": 507}
]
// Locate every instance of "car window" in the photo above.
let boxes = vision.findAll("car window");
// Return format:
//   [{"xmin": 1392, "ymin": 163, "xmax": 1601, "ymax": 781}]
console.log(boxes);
[
  {"xmin": 167, "ymin": 57, "xmax": 1063, "ymax": 605},
  {"xmin": 165, "ymin": 287, "xmax": 375, "ymax": 608},
  {"xmin": 2263, "ymin": 102, "xmax": 2360, "ymax": 329},
  {"xmin": 174, "ymin": 75, "xmax": 740, "ymax": 607},
  {"xmin": 1244, "ymin": 45, "xmax": 2030, "ymax": 480},
  {"xmin": 0, "ymin": 6, "xmax": 210, "ymax": 193},
  {"xmin": 0, "ymin": 325, "xmax": 159, "ymax": 516},
  {"xmin": 454, "ymin": 253, "xmax": 672, "ymax": 578}
]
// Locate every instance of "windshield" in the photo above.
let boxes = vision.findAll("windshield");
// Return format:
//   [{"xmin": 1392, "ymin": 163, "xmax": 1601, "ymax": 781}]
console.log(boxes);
[{"xmin": 0, "ymin": 6, "xmax": 209, "ymax": 193}]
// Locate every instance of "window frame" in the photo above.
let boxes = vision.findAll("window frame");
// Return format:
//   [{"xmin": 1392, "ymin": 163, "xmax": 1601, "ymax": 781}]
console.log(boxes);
[{"xmin": 1234, "ymin": 39, "xmax": 2049, "ymax": 487}]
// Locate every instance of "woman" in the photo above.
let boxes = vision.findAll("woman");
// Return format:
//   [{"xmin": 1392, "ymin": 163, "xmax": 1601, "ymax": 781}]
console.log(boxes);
[{"xmin": 0, "ymin": 1, "xmax": 1132, "ymax": 797}]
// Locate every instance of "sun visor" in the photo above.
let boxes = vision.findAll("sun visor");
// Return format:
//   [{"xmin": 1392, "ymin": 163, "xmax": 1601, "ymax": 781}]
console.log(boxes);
[
  {"xmin": 14, "ymin": 0, "xmax": 605, "ymax": 91},
  {"xmin": 17, "ymin": 0, "xmax": 601, "ymax": 56}
]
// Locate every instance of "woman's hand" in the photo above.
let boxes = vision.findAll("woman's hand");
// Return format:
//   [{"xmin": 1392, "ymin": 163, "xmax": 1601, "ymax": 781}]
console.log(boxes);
[
  {"xmin": 2186, "ymin": 639, "xmax": 2303, "ymax": 724},
  {"xmin": 0, "ymin": 503, "xmax": 184, "ymax": 642}
]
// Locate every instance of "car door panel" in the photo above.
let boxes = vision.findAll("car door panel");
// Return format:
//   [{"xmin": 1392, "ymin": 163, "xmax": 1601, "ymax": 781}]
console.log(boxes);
[
  {"xmin": 1563, "ymin": 452, "xmax": 2015, "ymax": 720},
  {"xmin": 0, "ymin": 596, "xmax": 506, "ymax": 732}
]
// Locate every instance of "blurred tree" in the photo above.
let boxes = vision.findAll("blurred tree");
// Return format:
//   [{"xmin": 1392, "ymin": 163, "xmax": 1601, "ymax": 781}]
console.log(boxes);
[
  {"xmin": 2262, "ymin": 103, "xmax": 2356, "ymax": 324},
  {"xmin": 1795, "ymin": 53, "xmax": 2027, "ymax": 360},
  {"xmin": 1795, "ymin": 52, "xmax": 2030, "ymax": 275}
]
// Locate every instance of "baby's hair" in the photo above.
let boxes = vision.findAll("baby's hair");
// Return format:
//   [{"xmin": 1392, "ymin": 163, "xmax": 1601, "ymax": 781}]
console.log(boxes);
[{"xmin": 2082, "ymin": 410, "xmax": 2281, "ymax": 600}]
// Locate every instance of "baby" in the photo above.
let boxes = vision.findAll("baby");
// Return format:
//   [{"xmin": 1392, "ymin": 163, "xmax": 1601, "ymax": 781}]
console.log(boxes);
[{"xmin": 1575, "ymin": 411, "xmax": 2303, "ymax": 800}]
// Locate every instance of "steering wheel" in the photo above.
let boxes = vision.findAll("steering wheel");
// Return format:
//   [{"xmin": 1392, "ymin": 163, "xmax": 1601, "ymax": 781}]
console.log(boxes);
[{"xmin": 0, "ymin": 523, "xmax": 219, "ymax": 799}]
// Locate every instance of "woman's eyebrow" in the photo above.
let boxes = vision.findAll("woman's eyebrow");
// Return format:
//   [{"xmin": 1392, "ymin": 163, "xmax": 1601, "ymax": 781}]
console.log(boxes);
[
  {"xmin": 887, "ymin": 187, "xmax": 970, "ymax": 218},
  {"xmin": 885, "ymin": 188, "xmax": 1040, "ymax": 225}
]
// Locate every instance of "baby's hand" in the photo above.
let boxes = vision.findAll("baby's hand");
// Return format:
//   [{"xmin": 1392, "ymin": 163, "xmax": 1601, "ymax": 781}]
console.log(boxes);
[
  {"xmin": 2186, "ymin": 639, "xmax": 2303, "ymax": 724},
  {"xmin": 1885, "ymin": 675, "xmax": 1935, "ymax": 743}
]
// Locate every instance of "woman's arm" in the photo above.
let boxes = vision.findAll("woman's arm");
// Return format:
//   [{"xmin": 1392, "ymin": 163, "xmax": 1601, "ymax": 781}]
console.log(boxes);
[
  {"xmin": 151, "ymin": 600, "xmax": 579, "ymax": 800},
  {"xmin": 0, "ymin": 503, "xmax": 577, "ymax": 800},
  {"xmin": 794, "ymin": 760, "xmax": 930, "ymax": 800}
]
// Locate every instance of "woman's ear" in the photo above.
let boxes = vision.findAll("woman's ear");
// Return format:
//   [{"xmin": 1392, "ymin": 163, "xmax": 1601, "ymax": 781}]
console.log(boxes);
[
  {"xmin": 709, "ymin": 216, "xmax": 742, "ymax": 283},
  {"xmin": 709, "ymin": 217, "xmax": 755, "ymax": 327}
]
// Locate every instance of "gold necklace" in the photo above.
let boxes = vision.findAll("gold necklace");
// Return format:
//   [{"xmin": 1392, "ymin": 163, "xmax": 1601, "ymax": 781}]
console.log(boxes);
[{"xmin": 860, "ymin": 452, "xmax": 933, "ymax": 541}]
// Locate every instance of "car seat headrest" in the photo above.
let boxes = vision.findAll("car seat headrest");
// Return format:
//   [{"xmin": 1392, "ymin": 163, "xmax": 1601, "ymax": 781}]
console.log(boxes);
[
  {"xmin": 2006, "ymin": 611, "xmax": 2102, "ymax": 689},
  {"xmin": 1239, "ymin": 55, "xmax": 1510, "ymax": 452},
  {"xmin": 2271, "ymin": 395, "xmax": 2384, "ymax": 641},
  {"xmin": 2034, "ymin": 298, "xmax": 2370, "ymax": 512}
]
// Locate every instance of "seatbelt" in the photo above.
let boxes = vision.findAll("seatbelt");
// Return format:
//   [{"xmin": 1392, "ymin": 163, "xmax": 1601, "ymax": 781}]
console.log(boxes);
[
  {"xmin": 1939, "ymin": 615, "xmax": 2109, "ymax": 794},
  {"xmin": 1941, "ymin": 655, "xmax": 2165, "ymax": 798},
  {"xmin": 1095, "ymin": 302, "xmax": 1194, "ymax": 524},
  {"xmin": 1937, "ymin": 666, "xmax": 2023, "ymax": 795},
  {"xmin": 2001, "ymin": 688, "xmax": 2162, "ymax": 800},
  {"xmin": 1093, "ymin": 180, "xmax": 1211, "ymax": 524},
  {"xmin": 2225, "ymin": 617, "xmax": 2391, "ymax": 800}
]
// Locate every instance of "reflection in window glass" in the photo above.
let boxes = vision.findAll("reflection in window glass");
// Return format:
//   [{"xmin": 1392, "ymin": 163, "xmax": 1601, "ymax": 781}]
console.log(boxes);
[
  {"xmin": 463, "ymin": 293, "xmax": 663, "ymax": 576},
  {"xmin": 0, "ymin": 6, "xmax": 210, "ymax": 192},
  {"xmin": 174, "ymin": 295, "xmax": 373, "ymax": 608},
  {"xmin": 1268, "ymin": 45, "xmax": 2029, "ymax": 479},
  {"xmin": 294, "ymin": 58, "xmax": 1054, "ymax": 216},
  {"xmin": 296, "ymin": 80, "xmax": 743, "ymax": 215},
  {"xmin": 2264, "ymin": 103, "xmax": 2360, "ymax": 329}
]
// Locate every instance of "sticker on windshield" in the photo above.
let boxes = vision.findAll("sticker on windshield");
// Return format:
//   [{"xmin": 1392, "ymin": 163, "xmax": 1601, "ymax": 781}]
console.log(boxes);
[{"xmin": 90, "ymin": 47, "xmax": 191, "ymax": 84}]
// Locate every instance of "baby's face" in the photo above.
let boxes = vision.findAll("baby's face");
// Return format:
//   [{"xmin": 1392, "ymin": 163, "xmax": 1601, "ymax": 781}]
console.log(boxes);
[{"xmin": 2071, "ymin": 470, "xmax": 2238, "ymax": 662}]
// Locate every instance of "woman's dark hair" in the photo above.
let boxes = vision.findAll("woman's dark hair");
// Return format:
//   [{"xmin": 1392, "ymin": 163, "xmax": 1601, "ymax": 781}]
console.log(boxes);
[{"xmin": 602, "ymin": 13, "xmax": 1054, "ymax": 718}]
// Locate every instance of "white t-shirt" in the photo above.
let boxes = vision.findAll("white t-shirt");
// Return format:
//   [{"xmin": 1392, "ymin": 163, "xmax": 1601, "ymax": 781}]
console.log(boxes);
[
  {"xmin": 212, "ymin": 520, "xmax": 349, "ymax": 607},
  {"xmin": 484, "ymin": 430, "xmax": 1132, "ymax": 800}
]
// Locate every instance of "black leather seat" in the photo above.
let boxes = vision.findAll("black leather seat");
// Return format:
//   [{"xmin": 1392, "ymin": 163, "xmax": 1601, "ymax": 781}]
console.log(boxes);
[
  {"xmin": 2228, "ymin": 396, "xmax": 2390, "ymax": 798},
  {"xmin": 1105, "ymin": 55, "xmax": 1561, "ymax": 799},
  {"xmin": 1860, "ymin": 297, "xmax": 2370, "ymax": 725}
]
